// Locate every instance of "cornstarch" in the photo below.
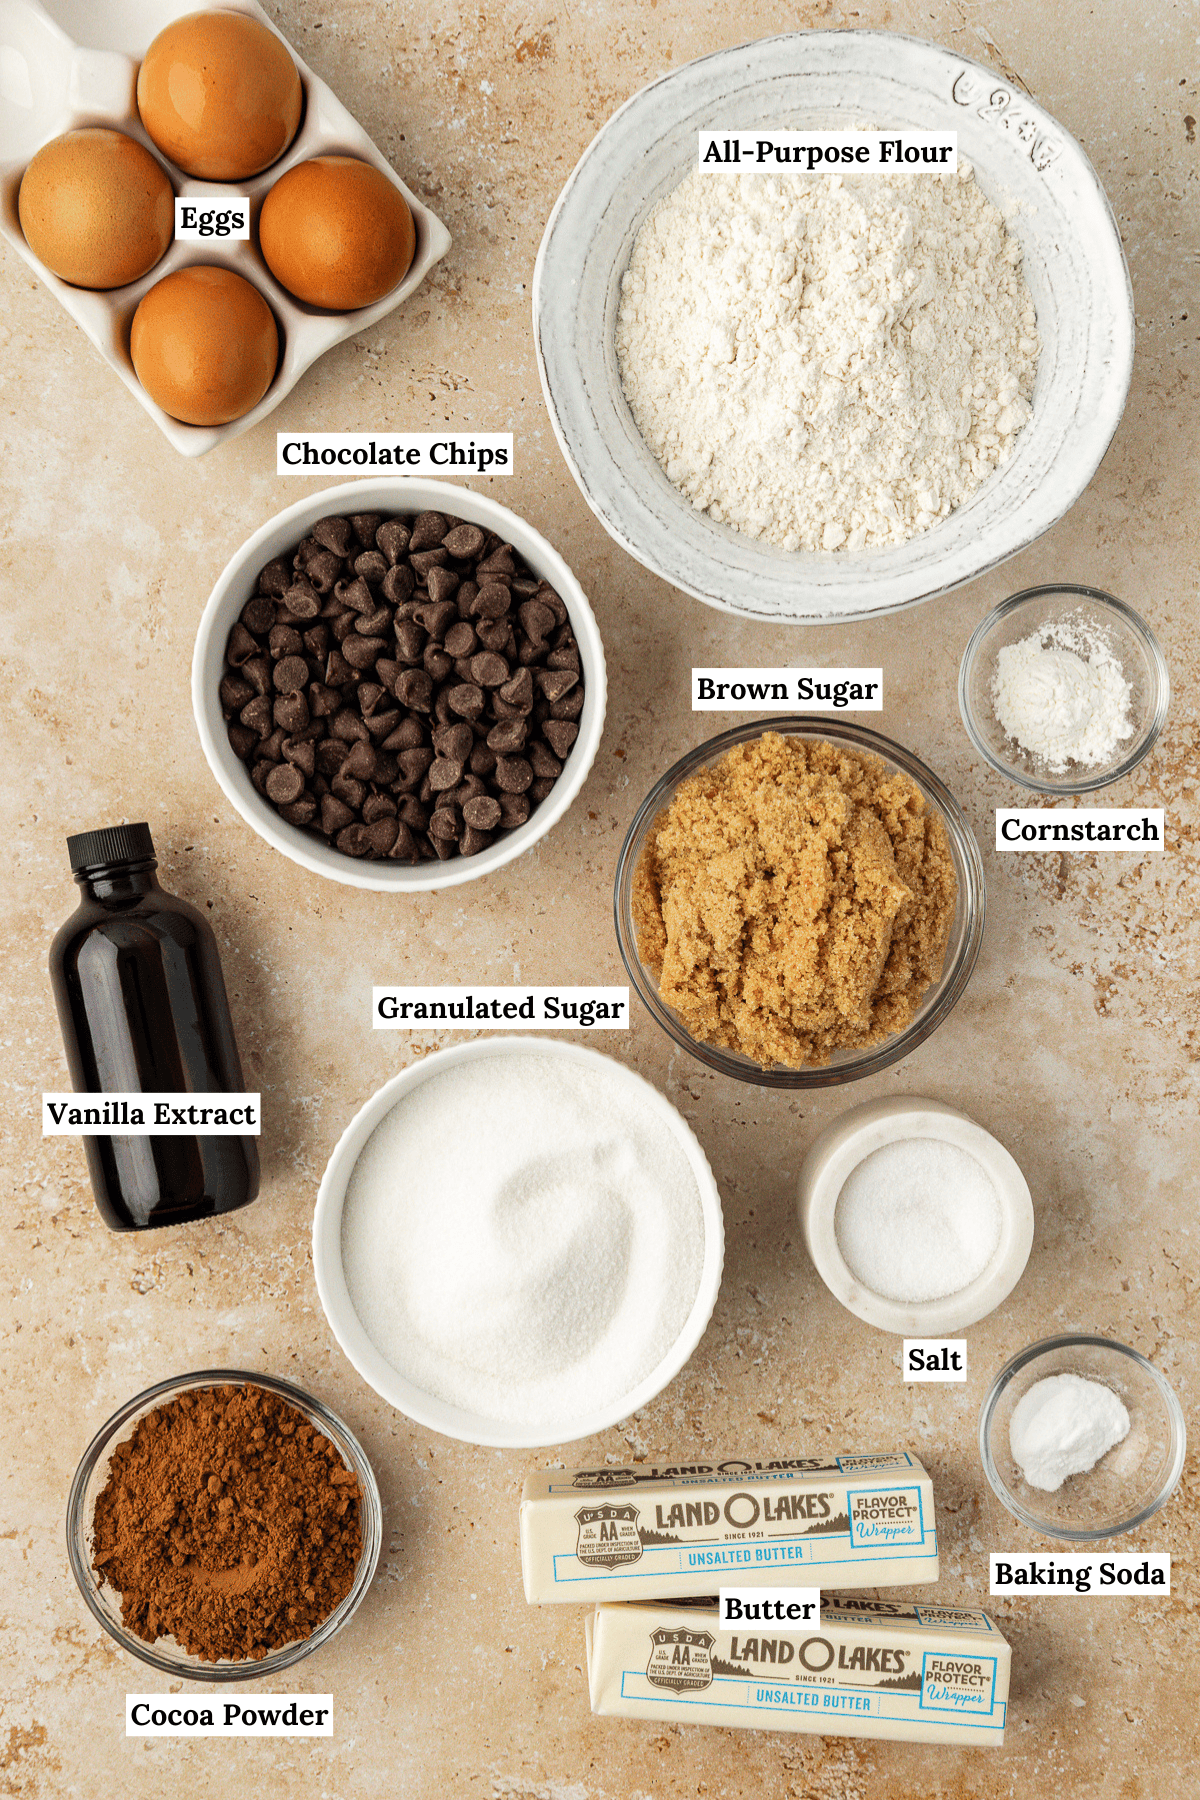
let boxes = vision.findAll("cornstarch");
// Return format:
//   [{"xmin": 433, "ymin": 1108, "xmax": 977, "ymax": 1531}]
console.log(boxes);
[
  {"xmin": 616, "ymin": 162, "xmax": 1038, "ymax": 551},
  {"xmin": 991, "ymin": 616, "xmax": 1134, "ymax": 771},
  {"xmin": 340, "ymin": 1055, "xmax": 705, "ymax": 1426}
]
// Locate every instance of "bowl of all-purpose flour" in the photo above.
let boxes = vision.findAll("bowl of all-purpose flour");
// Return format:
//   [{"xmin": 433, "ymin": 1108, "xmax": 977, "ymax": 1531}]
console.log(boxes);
[
  {"xmin": 313, "ymin": 1040, "xmax": 724, "ymax": 1447},
  {"xmin": 533, "ymin": 32, "xmax": 1133, "ymax": 623},
  {"xmin": 980, "ymin": 1337, "xmax": 1186, "ymax": 1540},
  {"xmin": 959, "ymin": 585, "xmax": 1169, "ymax": 794}
]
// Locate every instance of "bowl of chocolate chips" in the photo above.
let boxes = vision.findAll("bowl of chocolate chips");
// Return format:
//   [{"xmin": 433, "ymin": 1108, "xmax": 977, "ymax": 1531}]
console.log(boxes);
[{"xmin": 193, "ymin": 481, "xmax": 607, "ymax": 889}]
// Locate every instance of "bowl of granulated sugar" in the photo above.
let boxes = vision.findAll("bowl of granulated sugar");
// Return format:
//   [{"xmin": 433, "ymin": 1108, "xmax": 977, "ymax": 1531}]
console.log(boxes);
[
  {"xmin": 534, "ymin": 31, "xmax": 1133, "ymax": 623},
  {"xmin": 313, "ymin": 1039, "xmax": 724, "ymax": 1447}
]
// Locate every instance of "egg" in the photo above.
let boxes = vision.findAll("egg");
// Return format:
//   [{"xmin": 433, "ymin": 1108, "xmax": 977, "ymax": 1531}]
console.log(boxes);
[
  {"xmin": 18, "ymin": 129, "xmax": 174, "ymax": 290},
  {"xmin": 258, "ymin": 156, "xmax": 415, "ymax": 311},
  {"xmin": 130, "ymin": 265, "xmax": 279, "ymax": 426},
  {"xmin": 136, "ymin": 9, "xmax": 302, "ymax": 181}
]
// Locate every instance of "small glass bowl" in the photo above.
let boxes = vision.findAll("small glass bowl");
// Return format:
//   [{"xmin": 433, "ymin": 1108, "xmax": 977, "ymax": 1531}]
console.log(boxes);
[
  {"xmin": 959, "ymin": 585, "xmax": 1169, "ymax": 795},
  {"xmin": 613, "ymin": 719, "xmax": 985, "ymax": 1089},
  {"xmin": 979, "ymin": 1336, "xmax": 1186, "ymax": 1541},
  {"xmin": 66, "ymin": 1369, "xmax": 383, "ymax": 1680}
]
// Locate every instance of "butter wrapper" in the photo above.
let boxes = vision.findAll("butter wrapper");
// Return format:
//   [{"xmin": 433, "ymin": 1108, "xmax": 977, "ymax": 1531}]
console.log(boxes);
[
  {"xmin": 520, "ymin": 1453, "xmax": 937, "ymax": 1603},
  {"xmin": 585, "ymin": 1594, "xmax": 1009, "ymax": 1746}
]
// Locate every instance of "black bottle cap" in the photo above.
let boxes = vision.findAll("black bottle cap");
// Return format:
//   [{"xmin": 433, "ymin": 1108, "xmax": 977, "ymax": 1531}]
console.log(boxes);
[{"xmin": 66, "ymin": 822, "xmax": 157, "ymax": 874}]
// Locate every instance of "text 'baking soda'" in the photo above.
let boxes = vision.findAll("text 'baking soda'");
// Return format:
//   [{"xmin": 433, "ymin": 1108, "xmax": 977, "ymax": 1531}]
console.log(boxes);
[{"xmin": 989, "ymin": 1554, "xmax": 1170, "ymax": 1595}]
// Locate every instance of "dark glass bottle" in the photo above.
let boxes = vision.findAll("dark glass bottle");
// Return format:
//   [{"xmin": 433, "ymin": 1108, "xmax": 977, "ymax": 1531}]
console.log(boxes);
[{"xmin": 48, "ymin": 822, "xmax": 260, "ymax": 1231}]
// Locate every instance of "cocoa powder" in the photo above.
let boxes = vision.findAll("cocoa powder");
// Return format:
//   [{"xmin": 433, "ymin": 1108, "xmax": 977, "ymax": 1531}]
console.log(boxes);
[{"xmin": 91, "ymin": 1382, "xmax": 362, "ymax": 1662}]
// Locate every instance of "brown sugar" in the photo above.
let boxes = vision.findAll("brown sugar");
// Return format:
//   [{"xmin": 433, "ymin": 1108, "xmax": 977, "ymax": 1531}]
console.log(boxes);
[
  {"xmin": 632, "ymin": 733, "xmax": 958, "ymax": 1069},
  {"xmin": 90, "ymin": 1383, "xmax": 362, "ymax": 1662}
]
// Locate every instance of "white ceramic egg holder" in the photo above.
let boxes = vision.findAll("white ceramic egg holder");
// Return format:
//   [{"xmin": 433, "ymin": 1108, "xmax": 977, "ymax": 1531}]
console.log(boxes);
[{"xmin": 0, "ymin": 0, "xmax": 451, "ymax": 455}]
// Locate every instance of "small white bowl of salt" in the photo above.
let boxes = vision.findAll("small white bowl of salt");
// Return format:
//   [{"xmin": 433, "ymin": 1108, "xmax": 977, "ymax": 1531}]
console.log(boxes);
[{"xmin": 797, "ymin": 1095, "xmax": 1034, "ymax": 1335}]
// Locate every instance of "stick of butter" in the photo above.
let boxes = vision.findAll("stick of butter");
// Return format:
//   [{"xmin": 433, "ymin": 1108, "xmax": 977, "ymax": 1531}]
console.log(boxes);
[
  {"xmin": 585, "ymin": 1594, "xmax": 1010, "ymax": 1747},
  {"xmin": 520, "ymin": 1453, "xmax": 937, "ymax": 1603}
]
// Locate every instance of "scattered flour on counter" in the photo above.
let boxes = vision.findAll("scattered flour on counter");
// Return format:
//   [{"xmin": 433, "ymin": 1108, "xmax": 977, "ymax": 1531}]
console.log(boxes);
[
  {"xmin": 340, "ymin": 1055, "xmax": 706, "ymax": 1427},
  {"xmin": 991, "ymin": 616, "xmax": 1134, "ymax": 771},
  {"xmin": 616, "ymin": 161, "xmax": 1039, "ymax": 552}
]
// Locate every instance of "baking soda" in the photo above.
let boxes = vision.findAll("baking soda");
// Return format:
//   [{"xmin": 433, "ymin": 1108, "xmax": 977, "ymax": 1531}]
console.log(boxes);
[
  {"xmin": 834, "ymin": 1137, "xmax": 1002, "ymax": 1303},
  {"xmin": 1008, "ymin": 1373, "xmax": 1131, "ymax": 1491},
  {"xmin": 340, "ymin": 1055, "xmax": 706, "ymax": 1426}
]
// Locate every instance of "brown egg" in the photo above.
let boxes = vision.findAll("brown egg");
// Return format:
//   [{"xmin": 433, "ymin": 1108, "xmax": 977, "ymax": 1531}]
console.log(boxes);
[
  {"xmin": 130, "ymin": 265, "xmax": 279, "ymax": 426},
  {"xmin": 18, "ymin": 129, "xmax": 174, "ymax": 290},
  {"xmin": 259, "ymin": 156, "xmax": 416, "ymax": 311},
  {"xmin": 136, "ymin": 9, "xmax": 302, "ymax": 181}
]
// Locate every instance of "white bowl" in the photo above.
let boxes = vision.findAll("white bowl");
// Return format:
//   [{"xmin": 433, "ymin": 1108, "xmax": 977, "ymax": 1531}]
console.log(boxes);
[
  {"xmin": 797, "ymin": 1095, "xmax": 1034, "ymax": 1334},
  {"xmin": 192, "ymin": 477, "xmax": 607, "ymax": 891},
  {"xmin": 534, "ymin": 31, "xmax": 1134, "ymax": 623},
  {"xmin": 312, "ymin": 1038, "xmax": 726, "ymax": 1448},
  {"xmin": 0, "ymin": 0, "xmax": 451, "ymax": 457}
]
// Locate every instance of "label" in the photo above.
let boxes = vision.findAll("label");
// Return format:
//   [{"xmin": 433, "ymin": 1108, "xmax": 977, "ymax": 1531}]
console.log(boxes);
[
  {"xmin": 903, "ymin": 1340, "xmax": 967, "ymax": 1383},
  {"xmin": 996, "ymin": 809, "xmax": 1164, "ymax": 852},
  {"xmin": 174, "ymin": 196, "xmax": 250, "ymax": 240},
  {"xmin": 847, "ymin": 1485, "xmax": 926, "ymax": 1547},
  {"xmin": 699, "ymin": 130, "xmax": 957, "ymax": 173},
  {"xmin": 719, "ymin": 1587, "xmax": 821, "ymax": 1631},
  {"xmin": 42, "ymin": 1092, "xmax": 260, "ymax": 1135},
  {"xmin": 277, "ymin": 432, "xmax": 512, "ymax": 475},
  {"xmin": 989, "ymin": 1554, "xmax": 1170, "ymax": 1596},
  {"xmin": 692, "ymin": 668, "xmax": 882, "ymax": 712},
  {"xmin": 126, "ymin": 1694, "xmax": 332, "ymax": 1736},
  {"xmin": 373, "ymin": 986, "xmax": 628, "ymax": 1029}
]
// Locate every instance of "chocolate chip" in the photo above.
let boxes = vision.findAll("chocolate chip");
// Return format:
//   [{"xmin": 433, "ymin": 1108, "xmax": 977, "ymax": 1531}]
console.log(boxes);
[
  {"xmin": 426, "ymin": 565, "xmax": 460, "ymax": 604},
  {"xmin": 498, "ymin": 666, "xmax": 534, "ymax": 711},
  {"xmin": 385, "ymin": 718, "xmax": 427, "ymax": 752},
  {"xmin": 470, "ymin": 583, "xmax": 511, "ymax": 621},
  {"xmin": 343, "ymin": 742, "xmax": 379, "ymax": 781},
  {"xmin": 321, "ymin": 795, "xmax": 355, "ymax": 835},
  {"xmin": 273, "ymin": 655, "xmax": 308, "ymax": 693},
  {"xmin": 409, "ymin": 547, "xmax": 449, "ymax": 577},
  {"xmin": 257, "ymin": 557, "xmax": 290, "ymax": 597},
  {"xmin": 227, "ymin": 622, "xmax": 259, "ymax": 665},
  {"xmin": 240, "ymin": 695, "xmax": 273, "ymax": 737},
  {"xmin": 498, "ymin": 792, "xmax": 530, "ymax": 828},
  {"xmin": 443, "ymin": 621, "xmax": 477, "ymax": 658},
  {"xmin": 434, "ymin": 722, "xmax": 474, "ymax": 763},
  {"xmin": 229, "ymin": 725, "xmax": 257, "ymax": 759},
  {"xmin": 313, "ymin": 516, "xmax": 355, "ymax": 556},
  {"xmin": 335, "ymin": 822, "xmax": 371, "ymax": 856},
  {"xmin": 342, "ymin": 635, "xmax": 386, "ymax": 671},
  {"xmin": 470, "ymin": 651, "xmax": 510, "ymax": 687},
  {"xmin": 382, "ymin": 563, "xmax": 415, "ymax": 605},
  {"xmin": 220, "ymin": 674, "xmax": 255, "ymax": 712},
  {"xmin": 376, "ymin": 519, "xmax": 410, "ymax": 564},
  {"xmin": 409, "ymin": 511, "xmax": 451, "ymax": 551},
  {"xmin": 542, "ymin": 719, "xmax": 579, "ymax": 758},
  {"xmin": 274, "ymin": 691, "xmax": 309, "ymax": 733},
  {"xmin": 282, "ymin": 738, "xmax": 317, "ymax": 777},
  {"xmin": 427, "ymin": 806, "xmax": 460, "ymax": 842},
  {"xmin": 283, "ymin": 580, "xmax": 321, "ymax": 619},
  {"xmin": 330, "ymin": 709, "xmax": 369, "ymax": 744},
  {"xmin": 354, "ymin": 604, "xmax": 392, "ymax": 637},
  {"xmin": 396, "ymin": 669, "xmax": 434, "ymax": 711},
  {"xmin": 495, "ymin": 756, "xmax": 533, "ymax": 793},
  {"xmin": 351, "ymin": 512, "xmax": 384, "ymax": 547},
  {"xmin": 305, "ymin": 549, "xmax": 344, "ymax": 592},
  {"xmin": 486, "ymin": 719, "xmax": 527, "ymax": 754},
  {"xmin": 529, "ymin": 740, "xmax": 562, "ymax": 780},
  {"xmin": 241, "ymin": 596, "xmax": 277, "ymax": 635},
  {"xmin": 477, "ymin": 546, "xmax": 517, "ymax": 579},
  {"xmin": 264, "ymin": 763, "xmax": 305, "ymax": 804},
  {"xmin": 389, "ymin": 821, "xmax": 419, "ymax": 860},
  {"xmin": 443, "ymin": 523, "xmax": 486, "ymax": 560},
  {"xmin": 463, "ymin": 794, "xmax": 502, "ymax": 830},
  {"xmin": 397, "ymin": 747, "xmax": 435, "ymax": 788},
  {"xmin": 536, "ymin": 668, "xmax": 578, "ymax": 702}
]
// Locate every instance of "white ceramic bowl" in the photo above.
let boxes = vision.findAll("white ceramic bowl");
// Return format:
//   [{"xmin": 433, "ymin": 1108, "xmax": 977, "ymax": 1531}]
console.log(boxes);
[
  {"xmin": 312, "ymin": 1038, "xmax": 725, "ymax": 1448},
  {"xmin": 192, "ymin": 478, "xmax": 607, "ymax": 891},
  {"xmin": 534, "ymin": 31, "xmax": 1134, "ymax": 623},
  {"xmin": 797, "ymin": 1096, "xmax": 1034, "ymax": 1334},
  {"xmin": 0, "ymin": 0, "xmax": 450, "ymax": 457}
]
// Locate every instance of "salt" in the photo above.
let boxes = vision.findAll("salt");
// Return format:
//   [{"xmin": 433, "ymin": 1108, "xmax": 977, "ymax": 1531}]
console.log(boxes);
[
  {"xmin": 1008, "ymin": 1373, "xmax": 1131, "ymax": 1492},
  {"xmin": 340, "ymin": 1054, "xmax": 706, "ymax": 1427},
  {"xmin": 834, "ymin": 1137, "xmax": 1002, "ymax": 1304}
]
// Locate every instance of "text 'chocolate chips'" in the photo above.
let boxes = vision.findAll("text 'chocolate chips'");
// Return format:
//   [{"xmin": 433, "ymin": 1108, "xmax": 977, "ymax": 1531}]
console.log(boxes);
[{"xmin": 220, "ymin": 512, "xmax": 585, "ymax": 864}]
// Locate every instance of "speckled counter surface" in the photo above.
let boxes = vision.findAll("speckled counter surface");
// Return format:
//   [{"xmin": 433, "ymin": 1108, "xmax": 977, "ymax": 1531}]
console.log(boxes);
[{"xmin": 2, "ymin": 1, "xmax": 1197, "ymax": 1795}]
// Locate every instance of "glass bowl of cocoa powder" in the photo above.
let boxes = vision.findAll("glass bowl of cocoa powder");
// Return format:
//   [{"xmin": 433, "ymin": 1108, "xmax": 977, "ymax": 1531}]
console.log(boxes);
[
  {"xmin": 614, "ymin": 720, "xmax": 985, "ymax": 1087},
  {"xmin": 66, "ymin": 1370, "xmax": 382, "ymax": 1679}
]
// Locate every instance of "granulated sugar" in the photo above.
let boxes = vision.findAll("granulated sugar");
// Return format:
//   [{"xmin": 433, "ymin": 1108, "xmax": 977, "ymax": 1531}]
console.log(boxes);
[
  {"xmin": 340, "ymin": 1055, "xmax": 706, "ymax": 1426},
  {"xmin": 834, "ymin": 1137, "xmax": 1002, "ymax": 1303}
]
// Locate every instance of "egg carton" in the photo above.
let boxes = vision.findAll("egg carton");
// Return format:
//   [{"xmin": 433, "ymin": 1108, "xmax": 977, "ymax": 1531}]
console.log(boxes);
[{"xmin": 0, "ymin": 0, "xmax": 451, "ymax": 456}]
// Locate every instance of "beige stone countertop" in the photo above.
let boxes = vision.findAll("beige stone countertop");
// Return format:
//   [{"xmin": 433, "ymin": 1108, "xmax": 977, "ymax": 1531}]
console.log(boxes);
[{"xmin": 2, "ymin": 0, "xmax": 1197, "ymax": 1794}]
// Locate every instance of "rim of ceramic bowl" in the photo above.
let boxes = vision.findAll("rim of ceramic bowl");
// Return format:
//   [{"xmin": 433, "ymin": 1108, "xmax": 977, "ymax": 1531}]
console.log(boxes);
[
  {"xmin": 958, "ymin": 584, "xmax": 1170, "ymax": 795},
  {"xmin": 978, "ymin": 1335, "xmax": 1188, "ymax": 1541},
  {"xmin": 191, "ymin": 478, "xmax": 607, "ymax": 890},
  {"xmin": 66, "ymin": 1368, "xmax": 383, "ymax": 1679},
  {"xmin": 613, "ymin": 719, "xmax": 986, "ymax": 1088},
  {"xmin": 312, "ymin": 1037, "xmax": 725, "ymax": 1448},
  {"xmin": 533, "ymin": 30, "xmax": 1134, "ymax": 623}
]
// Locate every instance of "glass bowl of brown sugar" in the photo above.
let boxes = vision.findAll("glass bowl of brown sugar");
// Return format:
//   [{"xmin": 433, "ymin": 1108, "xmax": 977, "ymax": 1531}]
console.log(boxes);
[
  {"xmin": 614, "ymin": 720, "xmax": 985, "ymax": 1088},
  {"xmin": 66, "ymin": 1369, "xmax": 382, "ymax": 1680}
]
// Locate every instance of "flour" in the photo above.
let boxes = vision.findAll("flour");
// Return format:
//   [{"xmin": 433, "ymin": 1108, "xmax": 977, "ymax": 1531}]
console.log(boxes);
[
  {"xmin": 991, "ymin": 615, "xmax": 1133, "ymax": 771},
  {"xmin": 616, "ymin": 162, "xmax": 1039, "ymax": 552}
]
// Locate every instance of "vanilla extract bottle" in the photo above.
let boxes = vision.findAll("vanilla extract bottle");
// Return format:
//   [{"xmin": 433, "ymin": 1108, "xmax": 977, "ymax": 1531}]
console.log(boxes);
[{"xmin": 48, "ymin": 822, "xmax": 260, "ymax": 1230}]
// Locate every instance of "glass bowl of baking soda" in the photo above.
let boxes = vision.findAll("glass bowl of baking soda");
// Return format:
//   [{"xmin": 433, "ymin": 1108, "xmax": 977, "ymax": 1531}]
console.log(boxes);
[
  {"xmin": 959, "ymin": 586, "xmax": 1169, "ymax": 795},
  {"xmin": 979, "ymin": 1336, "xmax": 1186, "ymax": 1541}
]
